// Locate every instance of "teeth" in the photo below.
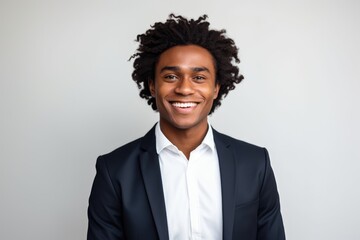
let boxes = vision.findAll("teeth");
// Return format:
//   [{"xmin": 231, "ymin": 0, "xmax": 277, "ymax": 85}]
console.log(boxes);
[{"xmin": 172, "ymin": 102, "xmax": 197, "ymax": 108}]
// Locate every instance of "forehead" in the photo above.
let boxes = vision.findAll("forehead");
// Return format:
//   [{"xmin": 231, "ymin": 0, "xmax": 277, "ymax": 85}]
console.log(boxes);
[{"xmin": 156, "ymin": 45, "xmax": 216, "ymax": 72}]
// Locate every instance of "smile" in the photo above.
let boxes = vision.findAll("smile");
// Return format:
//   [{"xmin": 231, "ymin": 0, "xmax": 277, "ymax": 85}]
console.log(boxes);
[{"xmin": 171, "ymin": 102, "xmax": 198, "ymax": 108}]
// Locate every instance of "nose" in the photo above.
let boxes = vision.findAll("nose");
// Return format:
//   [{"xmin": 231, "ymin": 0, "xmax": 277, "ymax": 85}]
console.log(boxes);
[{"xmin": 174, "ymin": 77, "xmax": 195, "ymax": 95}]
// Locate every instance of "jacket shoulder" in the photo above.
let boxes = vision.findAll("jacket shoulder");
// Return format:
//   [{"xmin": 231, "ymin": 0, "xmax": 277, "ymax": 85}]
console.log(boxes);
[
  {"xmin": 213, "ymin": 129, "xmax": 270, "ymax": 170},
  {"xmin": 213, "ymin": 129, "xmax": 265, "ymax": 152},
  {"xmin": 96, "ymin": 126, "xmax": 156, "ymax": 170},
  {"xmin": 104, "ymin": 137, "xmax": 143, "ymax": 158}
]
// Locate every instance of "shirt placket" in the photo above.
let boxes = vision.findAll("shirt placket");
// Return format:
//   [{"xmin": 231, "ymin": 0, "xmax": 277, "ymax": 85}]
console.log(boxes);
[{"xmin": 186, "ymin": 153, "xmax": 201, "ymax": 240}]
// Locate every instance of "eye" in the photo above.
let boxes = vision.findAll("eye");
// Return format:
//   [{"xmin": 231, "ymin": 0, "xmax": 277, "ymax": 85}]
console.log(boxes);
[
  {"xmin": 164, "ymin": 74, "xmax": 178, "ymax": 81},
  {"xmin": 193, "ymin": 75, "xmax": 206, "ymax": 82}
]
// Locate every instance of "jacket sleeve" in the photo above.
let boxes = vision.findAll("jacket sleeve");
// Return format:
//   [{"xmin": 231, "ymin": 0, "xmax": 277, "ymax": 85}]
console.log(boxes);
[
  {"xmin": 87, "ymin": 156, "xmax": 125, "ymax": 240},
  {"xmin": 257, "ymin": 148, "xmax": 286, "ymax": 240}
]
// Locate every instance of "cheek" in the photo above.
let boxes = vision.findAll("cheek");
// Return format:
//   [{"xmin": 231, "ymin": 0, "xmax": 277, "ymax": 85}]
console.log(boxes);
[
  {"xmin": 201, "ymin": 85, "xmax": 219, "ymax": 100},
  {"xmin": 157, "ymin": 84, "xmax": 174, "ymax": 96}
]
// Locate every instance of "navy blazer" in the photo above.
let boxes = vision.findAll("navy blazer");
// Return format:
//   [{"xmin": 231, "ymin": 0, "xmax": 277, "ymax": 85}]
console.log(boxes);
[{"xmin": 87, "ymin": 126, "xmax": 285, "ymax": 240}]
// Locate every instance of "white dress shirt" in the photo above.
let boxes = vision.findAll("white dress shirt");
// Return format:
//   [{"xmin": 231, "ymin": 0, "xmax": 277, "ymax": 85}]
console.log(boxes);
[{"xmin": 155, "ymin": 123, "xmax": 223, "ymax": 240}]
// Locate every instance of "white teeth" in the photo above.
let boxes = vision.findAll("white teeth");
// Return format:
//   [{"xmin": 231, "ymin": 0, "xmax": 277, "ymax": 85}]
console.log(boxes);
[{"xmin": 172, "ymin": 102, "xmax": 197, "ymax": 108}]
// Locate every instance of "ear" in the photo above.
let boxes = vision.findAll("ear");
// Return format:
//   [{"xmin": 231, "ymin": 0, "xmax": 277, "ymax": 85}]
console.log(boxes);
[
  {"xmin": 213, "ymin": 83, "xmax": 220, "ymax": 99},
  {"xmin": 149, "ymin": 79, "xmax": 156, "ymax": 97}
]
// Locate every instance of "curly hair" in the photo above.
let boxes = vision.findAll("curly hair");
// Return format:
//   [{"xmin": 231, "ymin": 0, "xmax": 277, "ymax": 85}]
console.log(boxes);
[{"xmin": 130, "ymin": 14, "xmax": 244, "ymax": 114}]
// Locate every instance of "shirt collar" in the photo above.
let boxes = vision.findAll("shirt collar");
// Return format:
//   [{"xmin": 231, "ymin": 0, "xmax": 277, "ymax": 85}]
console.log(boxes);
[{"xmin": 155, "ymin": 122, "xmax": 216, "ymax": 154}]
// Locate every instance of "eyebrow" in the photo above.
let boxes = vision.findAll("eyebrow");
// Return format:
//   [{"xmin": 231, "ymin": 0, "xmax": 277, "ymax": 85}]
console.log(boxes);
[{"xmin": 159, "ymin": 66, "xmax": 210, "ymax": 73}]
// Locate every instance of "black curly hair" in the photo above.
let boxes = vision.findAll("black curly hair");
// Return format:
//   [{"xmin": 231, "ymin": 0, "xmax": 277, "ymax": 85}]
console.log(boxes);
[{"xmin": 130, "ymin": 14, "xmax": 244, "ymax": 114}]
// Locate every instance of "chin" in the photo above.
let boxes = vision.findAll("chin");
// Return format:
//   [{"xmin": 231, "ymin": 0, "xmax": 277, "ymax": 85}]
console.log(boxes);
[{"xmin": 171, "ymin": 118, "xmax": 205, "ymax": 130}]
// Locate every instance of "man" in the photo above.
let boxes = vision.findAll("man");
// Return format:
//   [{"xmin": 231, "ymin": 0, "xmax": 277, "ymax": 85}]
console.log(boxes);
[{"xmin": 87, "ymin": 14, "xmax": 285, "ymax": 240}]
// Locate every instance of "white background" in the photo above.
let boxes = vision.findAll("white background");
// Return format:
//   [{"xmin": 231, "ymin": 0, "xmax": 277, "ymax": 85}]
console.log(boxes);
[{"xmin": 1, "ymin": 0, "xmax": 359, "ymax": 239}]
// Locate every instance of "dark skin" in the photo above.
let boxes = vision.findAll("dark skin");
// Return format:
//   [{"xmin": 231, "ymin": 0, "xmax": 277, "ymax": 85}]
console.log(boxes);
[
  {"xmin": 149, "ymin": 45, "xmax": 219, "ymax": 159},
  {"xmin": 159, "ymin": 122, "xmax": 207, "ymax": 159}
]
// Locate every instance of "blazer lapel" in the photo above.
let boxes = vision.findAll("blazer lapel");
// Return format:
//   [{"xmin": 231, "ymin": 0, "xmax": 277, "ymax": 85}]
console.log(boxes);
[
  {"xmin": 139, "ymin": 127, "xmax": 169, "ymax": 240},
  {"xmin": 213, "ymin": 129, "xmax": 236, "ymax": 240}
]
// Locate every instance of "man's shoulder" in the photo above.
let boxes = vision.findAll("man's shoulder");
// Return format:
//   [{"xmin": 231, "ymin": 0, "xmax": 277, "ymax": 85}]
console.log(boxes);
[
  {"xmin": 212, "ymin": 128, "xmax": 269, "ymax": 165},
  {"xmin": 105, "ymin": 137, "xmax": 144, "ymax": 157},
  {"xmin": 212, "ymin": 128, "xmax": 265, "ymax": 152},
  {"xmin": 97, "ymin": 126, "xmax": 156, "ymax": 165},
  {"xmin": 92, "ymin": 128, "xmax": 156, "ymax": 183}
]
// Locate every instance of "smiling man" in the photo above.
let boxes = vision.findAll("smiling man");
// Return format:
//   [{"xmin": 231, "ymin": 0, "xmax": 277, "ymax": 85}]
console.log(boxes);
[{"xmin": 87, "ymin": 14, "xmax": 285, "ymax": 240}]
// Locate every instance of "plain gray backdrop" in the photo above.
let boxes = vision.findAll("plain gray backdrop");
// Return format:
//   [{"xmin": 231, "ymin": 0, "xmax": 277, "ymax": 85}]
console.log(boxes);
[{"xmin": 1, "ymin": 0, "xmax": 359, "ymax": 239}]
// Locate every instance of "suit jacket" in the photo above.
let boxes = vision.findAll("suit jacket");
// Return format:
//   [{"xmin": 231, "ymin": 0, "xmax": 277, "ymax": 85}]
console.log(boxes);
[{"xmin": 87, "ymin": 126, "xmax": 285, "ymax": 240}]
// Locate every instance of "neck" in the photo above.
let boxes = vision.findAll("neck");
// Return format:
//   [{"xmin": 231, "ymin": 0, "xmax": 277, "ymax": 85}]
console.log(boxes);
[{"xmin": 159, "ymin": 121, "xmax": 209, "ymax": 159}]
